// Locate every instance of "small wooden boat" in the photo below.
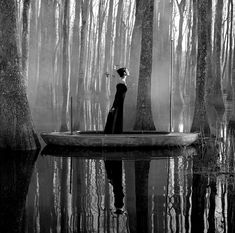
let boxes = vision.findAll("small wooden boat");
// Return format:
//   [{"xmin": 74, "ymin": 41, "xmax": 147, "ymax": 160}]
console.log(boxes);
[{"xmin": 40, "ymin": 131, "xmax": 199, "ymax": 147}]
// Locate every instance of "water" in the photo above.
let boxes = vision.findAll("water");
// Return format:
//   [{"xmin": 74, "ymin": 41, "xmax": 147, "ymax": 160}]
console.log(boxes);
[{"xmin": 1, "ymin": 136, "xmax": 235, "ymax": 233}]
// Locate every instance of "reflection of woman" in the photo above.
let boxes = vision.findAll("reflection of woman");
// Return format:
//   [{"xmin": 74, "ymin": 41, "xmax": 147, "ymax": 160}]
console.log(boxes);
[
  {"xmin": 105, "ymin": 160, "xmax": 124, "ymax": 214},
  {"xmin": 104, "ymin": 67, "xmax": 129, "ymax": 134},
  {"xmin": 104, "ymin": 68, "xmax": 129, "ymax": 214}
]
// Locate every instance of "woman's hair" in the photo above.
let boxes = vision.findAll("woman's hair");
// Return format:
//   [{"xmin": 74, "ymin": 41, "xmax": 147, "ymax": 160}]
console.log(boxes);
[{"xmin": 117, "ymin": 67, "xmax": 128, "ymax": 78}]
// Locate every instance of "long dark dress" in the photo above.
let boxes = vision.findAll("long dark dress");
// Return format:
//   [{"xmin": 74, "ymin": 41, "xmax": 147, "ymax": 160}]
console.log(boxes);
[
  {"xmin": 104, "ymin": 83, "xmax": 127, "ymax": 134},
  {"xmin": 104, "ymin": 83, "xmax": 127, "ymax": 212}
]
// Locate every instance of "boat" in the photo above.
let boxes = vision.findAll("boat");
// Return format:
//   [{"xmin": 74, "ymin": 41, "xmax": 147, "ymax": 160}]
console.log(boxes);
[{"xmin": 40, "ymin": 131, "xmax": 199, "ymax": 148}]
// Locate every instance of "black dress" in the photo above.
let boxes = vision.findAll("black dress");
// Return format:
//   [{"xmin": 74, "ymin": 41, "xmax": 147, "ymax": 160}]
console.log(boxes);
[
  {"xmin": 104, "ymin": 83, "xmax": 127, "ymax": 134},
  {"xmin": 104, "ymin": 83, "xmax": 127, "ymax": 212}
]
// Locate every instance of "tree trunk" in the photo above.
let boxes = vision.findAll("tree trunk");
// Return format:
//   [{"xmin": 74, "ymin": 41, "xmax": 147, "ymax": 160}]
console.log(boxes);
[
  {"xmin": 124, "ymin": 0, "xmax": 145, "ymax": 131},
  {"xmin": 71, "ymin": 0, "xmax": 81, "ymax": 115},
  {"xmin": 0, "ymin": 0, "xmax": 40, "ymax": 150},
  {"xmin": 226, "ymin": 0, "xmax": 233, "ymax": 101},
  {"xmin": 60, "ymin": 0, "xmax": 70, "ymax": 132},
  {"xmin": 191, "ymin": 0, "xmax": 210, "ymax": 135},
  {"xmin": 152, "ymin": 0, "xmax": 171, "ymax": 131},
  {"xmin": 210, "ymin": 0, "xmax": 225, "ymax": 112},
  {"xmin": 102, "ymin": 0, "xmax": 114, "ymax": 96},
  {"xmin": 22, "ymin": 0, "xmax": 31, "ymax": 87},
  {"xmin": 174, "ymin": 0, "xmax": 186, "ymax": 107},
  {"xmin": 95, "ymin": 0, "xmax": 106, "ymax": 93},
  {"xmin": 101, "ymin": 0, "xmax": 114, "ymax": 126},
  {"xmin": 111, "ymin": 0, "xmax": 124, "ymax": 97},
  {"xmin": 134, "ymin": 0, "xmax": 155, "ymax": 130},
  {"xmin": 74, "ymin": 0, "xmax": 89, "ymax": 130},
  {"xmin": 189, "ymin": 0, "xmax": 197, "ymax": 100}
]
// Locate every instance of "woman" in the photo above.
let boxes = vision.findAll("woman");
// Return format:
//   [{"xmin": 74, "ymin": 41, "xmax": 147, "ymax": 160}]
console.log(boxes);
[
  {"xmin": 104, "ymin": 67, "xmax": 129, "ymax": 215},
  {"xmin": 104, "ymin": 67, "xmax": 129, "ymax": 134}
]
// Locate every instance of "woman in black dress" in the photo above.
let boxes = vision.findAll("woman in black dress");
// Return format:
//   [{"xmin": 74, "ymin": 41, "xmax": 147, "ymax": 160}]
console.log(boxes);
[
  {"xmin": 104, "ymin": 67, "xmax": 129, "ymax": 214},
  {"xmin": 104, "ymin": 67, "xmax": 129, "ymax": 134}
]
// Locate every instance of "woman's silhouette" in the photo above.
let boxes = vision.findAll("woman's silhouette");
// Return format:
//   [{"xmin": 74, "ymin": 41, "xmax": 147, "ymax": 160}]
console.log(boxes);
[{"xmin": 104, "ymin": 67, "xmax": 129, "ymax": 134}]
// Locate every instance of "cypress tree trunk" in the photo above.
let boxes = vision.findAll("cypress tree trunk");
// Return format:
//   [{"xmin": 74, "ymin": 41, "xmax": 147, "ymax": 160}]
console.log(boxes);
[
  {"xmin": 22, "ymin": 0, "xmax": 30, "ymax": 87},
  {"xmin": 60, "ymin": 0, "xmax": 70, "ymax": 132},
  {"xmin": 191, "ymin": 0, "xmax": 210, "ymax": 135},
  {"xmin": 0, "ymin": 0, "xmax": 40, "ymax": 150},
  {"xmin": 152, "ymin": 0, "xmax": 171, "ymax": 131},
  {"xmin": 124, "ymin": 0, "xmax": 145, "ymax": 131},
  {"xmin": 189, "ymin": 0, "xmax": 197, "ymax": 100},
  {"xmin": 74, "ymin": 0, "xmax": 89, "ymax": 130},
  {"xmin": 174, "ymin": 0, "xmax": 186, "ymax": 107},
  {"xmin": 226, "ymin": 0, "xmax": 233, "ymax": 101},
  {"xmin": 134, "ymin": 0, "xmax": 155, "ymax": 130},
  {"xmin": 211, "ymin": 0, "xmax": 225, "ymax": 112}
]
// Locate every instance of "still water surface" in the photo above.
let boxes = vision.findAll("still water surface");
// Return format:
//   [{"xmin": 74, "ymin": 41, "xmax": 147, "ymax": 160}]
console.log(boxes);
[{"xmin": 1, "ymin": 134, "xmax": 235, "ymax": 233}]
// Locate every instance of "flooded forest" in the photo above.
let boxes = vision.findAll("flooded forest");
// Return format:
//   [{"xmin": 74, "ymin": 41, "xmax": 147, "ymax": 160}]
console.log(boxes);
[{"xmin": 2, "ymin": 0, "xmax": 235, "ymax": 232}]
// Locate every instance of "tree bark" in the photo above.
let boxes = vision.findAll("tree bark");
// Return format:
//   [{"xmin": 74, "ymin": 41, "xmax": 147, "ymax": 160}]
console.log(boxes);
[
  {"xmin": 174, "ymin": 0, "xmax": 186, "ymax": 107},
  {"xmin": 226, "ymin": 0, "xmax": 233, "ymax": 101},
  {"xmin": 210, "ymin": 0, "xmax": 225, "ymax": 112},
  {"xmin": 102, "ymin": 0, "xmax": 114, "ymax": 96},
  {"xmin": 60, "ymin": 0, "xmax": 70, "ymax": 132},
  {"xmin": 191, "ymin": 0, "xmax": 210, "ymax": 135},
  {"xmin": 111, "ymin": 0, "xmax": 124, "ymax": 97},
  {"xmin": 74, "ymin": 0, "xmax": 89, "ymax": 130},
  {"xmin": 124, "ymin": 0, "xmax": 145, "ymax": 131},
  {"xmin": 189, "ymin": 0, "xmax": 197, "ymax": 100},
  {"xmin": 0, "ymin": 0, "xmax": 40, "ymax": 150},
  {"xmin": 22, "ymin": 0, "xmax": 31, "ymax": 87},
  {"xmin": 134, "ymin": 0, "xmax": 156, "ymax": 130},
  {"xmin": 71, "ymin": 0, "xmax": 81, "ymax": 112},
  {"xmin": 152, "ymin": 0, "xmax": 171, "ymax": 131}
]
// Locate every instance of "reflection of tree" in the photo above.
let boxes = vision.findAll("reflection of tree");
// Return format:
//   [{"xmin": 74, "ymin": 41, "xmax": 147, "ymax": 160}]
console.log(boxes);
[
  {"xmin": 37, "ymin": 155, "xmax": 58, "ymax": 233},
  {"xmin": 208, "ymin": 179, "xmax": 216, "ymax": 233},
  {"xmin": 0, "ymin": 150, "xmax": 38, "ymax": 233},
  {"xmin": 191, "ymin": 174, "xmax": 207, "ymax": 233},
  {"xmin": 228, "ymin": 182, "xmax": 235, "ymax": 233},
  {"xmin": 61, "ymin": 157, "xmax": 70, "ymax": 233},
  {"xmin": 135, "ymin": 160, "xmax": 150, "ymax": 233}
]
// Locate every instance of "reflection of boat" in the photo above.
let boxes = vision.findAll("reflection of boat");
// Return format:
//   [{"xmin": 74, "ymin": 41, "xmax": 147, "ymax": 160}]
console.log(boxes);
[
  {"xmin": 41, "ymin": 144, "xmax": 197, "ymax": 159},
  {"xmin": 40, "ymin": 131, "xmax": 198, "ymax": 147}
]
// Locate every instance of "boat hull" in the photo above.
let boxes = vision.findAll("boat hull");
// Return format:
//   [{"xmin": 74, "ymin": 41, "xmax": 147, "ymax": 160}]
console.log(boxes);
[{"xmin": 40, "ymin": 131, "xmax": 199, "ymax": 147}]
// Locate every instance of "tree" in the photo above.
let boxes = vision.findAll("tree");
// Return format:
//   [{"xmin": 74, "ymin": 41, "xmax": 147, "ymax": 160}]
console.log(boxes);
[
  {"xmin": 124, "ymin": 0, "xmax": 145, "ymax": 131},
  {"xmin": 22, "ymin": 0, "xmax": 31, "ymax": 86},
  {"xmin": 60, "ymin": 0, "xmax": 70, "ymax": 131},
  {"xmin": 134, "ymin": 0, "xmax": 155, "ymax": 130},
  {"xmin": 74, "ymin": 0, "xmax": 90, "ymax": 130},
  {"xmin": 0, "ymin": 0, "xmax": 40, "ymax": 150},
  {"xmin": 151, "ymin": 0, "xmax": 172, "ymax": 131},
  {"xmin": 211, "ymin": 0, "xmax": 225, "ymax": 112},
  {"xmin": 191, "ymin": 0, "xmax": 210, "ymax": 135},
  {"xmin": 174, "ymin": 0, "xmax": 186, "ymax": 107}
]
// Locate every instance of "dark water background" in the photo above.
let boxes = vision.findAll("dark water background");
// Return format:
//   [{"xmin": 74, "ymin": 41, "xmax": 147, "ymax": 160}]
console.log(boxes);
[{"xmin": 1, "ymin": 99, "xmax": 235, "ymax": 233}]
